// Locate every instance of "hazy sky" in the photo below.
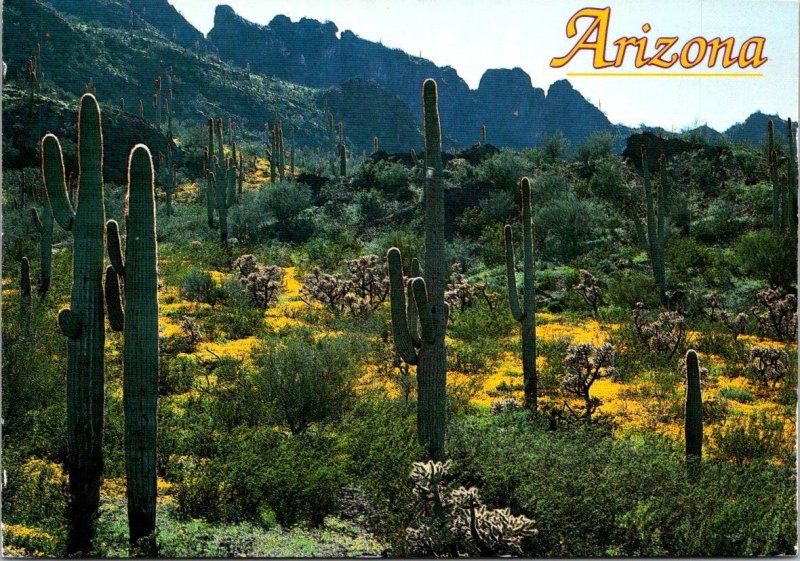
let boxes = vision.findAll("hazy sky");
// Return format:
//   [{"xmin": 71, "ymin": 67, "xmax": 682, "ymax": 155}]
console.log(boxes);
[{"xmin": 168, "ymin": 0, "xmax": 799, "ymax": 131}]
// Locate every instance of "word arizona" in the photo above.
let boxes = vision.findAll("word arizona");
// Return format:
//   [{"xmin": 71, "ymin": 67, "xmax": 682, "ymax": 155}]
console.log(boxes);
[{"xmin": 550, "ymin": 7, "xmax": 767, "ymax": 70}]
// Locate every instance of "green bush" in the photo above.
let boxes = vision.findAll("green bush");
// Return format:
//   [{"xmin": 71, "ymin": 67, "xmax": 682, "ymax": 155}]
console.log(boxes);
[
  {"xmin": 718, "ymin": 386, "xmax": 754, "ymax": 403},
  {"xmin": 607, "ymin": 269, "xmax": 660, "ymax": 309},
  {"xmin": 734, "ymin": 230, "xmax": 796, "ymax": 287},
  {"xmin": 447, "ymin": 415, "xmax": 796, "ymax": 556},
  {"xmin": 181, "ymin": 268, "xmax": 219, "ymax": 305},
  {"xmin": 252, "ymin": 334, "xmax": 362, "ymax": 435}
]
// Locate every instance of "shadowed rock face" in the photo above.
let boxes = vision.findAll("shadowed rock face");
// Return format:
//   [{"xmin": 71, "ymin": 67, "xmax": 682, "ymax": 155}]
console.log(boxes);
[{"xmin": 206, "ymin": 6, "xmax": 616, "ymax": 149}]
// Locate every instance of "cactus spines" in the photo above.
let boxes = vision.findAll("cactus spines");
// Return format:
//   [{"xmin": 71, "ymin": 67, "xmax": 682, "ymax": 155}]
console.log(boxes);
[
  {"xmin": 41, "ymin": 94, "xmax": 107, "ymax": 555},
  {"xmin": 504, "ymin": 177, "xmax": 537, "ymax": 412},
  {"xmin": 388, "ymin": 78, "xmax": 448, "ymax": 460},
  {"xmin": 104, "ymin": 145, "xmax": 159, "ymax": 551},
  {"xmin": 339, "ymin": 143, "xmax": 347, "ymax": 177},
  {"xmin": 685, "ymin": 349, "xmax": 703, "ymax": 481},
  {"xmin": 20, "ymin": 257, "xmax": 32, "ymax": 329}
]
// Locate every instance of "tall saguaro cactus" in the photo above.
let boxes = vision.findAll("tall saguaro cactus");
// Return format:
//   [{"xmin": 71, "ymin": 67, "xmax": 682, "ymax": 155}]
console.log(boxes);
[
  {"xmin": 31, "ymin": 170, "xmax": 54, "ymax": 297},
  {"xmin": 504, "ymin": 177, "xmax": 537, "ymax": 412},
  {"xmin": 768, "ymin": 120, "xmax": 782, "ymax": 232},
  {"xmin": 684, "ymin": 349, "xmax": 703, "ymax": 481},
  {"xmin": 41, "ymin": 94, "xmax": 107, "ymax": 555},
  {"xmin": 787, "ymin": 118, "xmax": 797, "ymax": 232},
  {"xmin": 339, "ymin": 143, "xmax": 347, "ymax": 177},
  {"xmin": 387, "ymin": 78, "xmax": 449, "ymax": 461},
  {"xmin": 640, "ymin": 145, "xmax": 667, "ymax": 297},
  {"xmin": 105, "ymin": 145, "xmax": 159, "ymax": 552}
]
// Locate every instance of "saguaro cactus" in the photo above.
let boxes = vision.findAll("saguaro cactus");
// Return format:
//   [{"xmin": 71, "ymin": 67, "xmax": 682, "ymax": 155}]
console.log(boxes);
[
  {"xmin": 372, "ymin": 135, "xmax": 379, "ymax": 154},
  {"xmin": 685, "ymin": 349, "xmax": 703, "ymax": 481},
  {"xmin": 480, "ymin": 124, "xmax": 487, "ymax": 144},
  {"xmin": 339, "ymin": 143, "xmax": 347, "ymax": 177},
  {"xmin": 41, "ymin": 94, "xmax": 107, "ymax": 555},
  {"xmin": 768, "ymin": 120, "xmax": 782, "ymax": 232},
  {"xmin": 787, "ymin": 118, "xmax": 797, "ymax": 232},
  {"xmin": 387, "ymin": 78, "xmax": 448, "ymax": 461},
  {"xmin": 105, "ymin": 145, "xmax": 159, "ymax": 552},
  {"xmin": 640, "ymin": 145, "xmax": 667, "ymax": 297},
  {"xmin": 31, "ymin": 169, "xmax": 54, "ymax": 297},
  {"xmin": 290, "ymin": 125, "xmax": 296, "ymax": 177},
  {"xmin": 504, "ymin": 177, "xmax": 537, "ymax": 412}
]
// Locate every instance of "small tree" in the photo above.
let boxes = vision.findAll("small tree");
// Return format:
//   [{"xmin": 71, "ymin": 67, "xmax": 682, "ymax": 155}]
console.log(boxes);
[
  {"xmin": 632, "ymin": 302, "xmax": 686, "ymax": 358},
  {"xmin": 572, "ymin": 269, "xmax": 602, "ymax": 316},
  {"xmin": 232, "ymin": 254, "xmax": 283, "ymax": 309}
]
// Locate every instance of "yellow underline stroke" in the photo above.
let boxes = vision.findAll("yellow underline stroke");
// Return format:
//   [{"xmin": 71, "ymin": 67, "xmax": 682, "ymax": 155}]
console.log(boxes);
[{"xmin": 566, "ymin": 72, "xmax": 763, "ymax": 78}]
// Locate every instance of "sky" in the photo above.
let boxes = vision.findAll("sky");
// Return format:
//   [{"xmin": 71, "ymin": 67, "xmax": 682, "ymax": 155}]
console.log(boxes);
[{"xmin": 168, "ymin": 0, "xmax": 799, "ymax": 131}]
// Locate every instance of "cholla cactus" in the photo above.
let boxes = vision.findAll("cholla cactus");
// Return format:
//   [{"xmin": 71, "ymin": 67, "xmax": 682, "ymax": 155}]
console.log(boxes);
[
  {"xmin": 632, "ymin": 302, "xmax": 686, "ymax": 358},
  {"xmin": 562, "ymin": 343, "xmax": 617, "ymax": 419},
  {"xmin": 751, "ymin": 289, "xmax": 797, "ymax": 342},
  {"xmin": 301, "ymin": 255, "xmax": 388, "ymax": 316},
  {"xmin": 232, "ymin": 254, "xmax": 283, "ymax": 309},
  {"xmin": 445, "ymin": 262, "xmax": 476, "ymax": 314},
  {"xmin": 572, "ymin": 269, "xmax": 602, "ymax": 316},
  {"xmin": 345, "ymin": 254, "xmax": 389, "ymax": 309},
  {"xmin": 700, "ymin": 291, "xmax": 748, "ymax": 340},
  {"xmin": 749, "ymin": 346, "xmax": 790, "ymax": 387},
  {"xmin": 406, "ymin": 461, "xmax": 536, "ymax": 557}
]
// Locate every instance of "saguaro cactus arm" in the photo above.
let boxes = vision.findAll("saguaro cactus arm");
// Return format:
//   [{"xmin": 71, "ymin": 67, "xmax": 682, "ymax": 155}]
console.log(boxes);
[
  {"xmin": 504, "ymin": 225, "xmax": 523, "ymax": 322},
  {"xmin": 107, "ymin": 220, "xmax": 125, "ymax": 276},
  {"xmin": 31, "ymin": 208, "xmax": 44, "ymax": 232},
  {"xmin": 105, "ymin": 266, "xmax": 124, "ymax": 332},
  {"xmin": 388, "ymin": 247, "xmax": 420, "ymax": 365},
  {"xmin": 41, "ymin": 134, "xmax": 75, "ymax": 230},
  {"xmin": 411, "ymin": 277, "xmax": 436, "ymax": 344},
  {"xmin": 57, "ymin": 308, "xmax": 82, "ymax": 338}
]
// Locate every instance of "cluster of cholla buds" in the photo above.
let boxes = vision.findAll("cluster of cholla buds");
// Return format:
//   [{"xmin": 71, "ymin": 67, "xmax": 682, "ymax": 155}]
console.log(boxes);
[
  {"xmin": 445, "ymin": 262, "xmax": 477, "ymax": 314},
  {"xmin": 562, "ymin": 343, "xmax": 617, "ymax": 419},
  {"xmin": 572, "ymin": 269, "xmax": 602, "ymax": 316},
  {"xmin": 406, "ymin": 461, "xmax": 536, "ymax": 557},
  {"xmin": 748, "ymin": 346, "xmax": 790, "ymax": 387},
  {"xmin": 700, "ymin": 291, "xmax": 748, "ymax": 340},
  {"xmin": 300, "ymin": 255, "xmax": 388, "ymax": 316},
  {"xmin": 751, "ymin": 289, "xmax": 797, "ymax": 342},
  {"xmin": 231, "ymin": 254, "xmax": 283, "ymax": 309},
  {"xmin": 632, "ymin": 302, "xmax": 686, "ymax": 358}
]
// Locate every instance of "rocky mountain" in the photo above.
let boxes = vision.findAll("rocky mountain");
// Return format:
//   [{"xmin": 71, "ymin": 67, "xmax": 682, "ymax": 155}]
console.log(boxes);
[
  {"xmin": 724, "ymin": 111, "xmax": 797, "ymax": 149},
  {"xmin": 206, "ymin": 5, "xmax": 617, "ymax": 149}
]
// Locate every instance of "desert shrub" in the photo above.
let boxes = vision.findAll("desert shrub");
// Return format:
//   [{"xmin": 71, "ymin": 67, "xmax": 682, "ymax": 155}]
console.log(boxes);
[
  {"xmin": 251, "ymin": 334, "xmax": 362, "ymax": 434},
  {"xmin": 718, "ymin": 387, "xmax": 754, "ymax": 403},
  {"xmin": 230, "ymin": 182, "xmax": 316, "ymax": 243},
  {"xmin": 181, "ymin": 268, "xmax": 219, "ymax": 305},
  {"xmin": 536, "ymin": 336, "xmax": 571, "ymax": 394},
  {"xmin": 479, "ymin": 150, "xmax": 527, "ymax": 192},
  {"xmin": 535, "ymin": 194, "xmax": 602, "ymax": 262},
  {"xmin": 571, "ymin": 269, "xmax": 603, "ymax": 315},
  {"xmin": 339, "ymin": 398, "xmax": 421, "ymax": 552},
  {"xmin": 735, "ymin": 230, "xmax": 796, "ymax": 287},
  {"xmin": 693, "ymin": 198, "xmax": 748, "ymax": 242},
  {"xmin": 540, "ymin": 133, "xmax": 571, "ymax": 162},
  {"xmin": 606, "ymin": 269, "xmax": 660, "ymax": 310},
  {"xmin": 711, "ymin": 411, "xmax": 789, "ymax": 465},
  {"xmin": 2, "ymin": 457, "xmax": 67, "ymax": 541},
  {"xmin": 356, "ymin": 189, "xmax": 392, "ymax": 226},
  {"xmin": 447, "ymin": 415, "xmax": 796, "ymax": 556},
  {"xmin": 174, "ymin": 429, "xmax": 345, "ymax": 527},
  {"xmin": 405, "ymin": 460, "xmax": 536, "ymax": 557}
]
